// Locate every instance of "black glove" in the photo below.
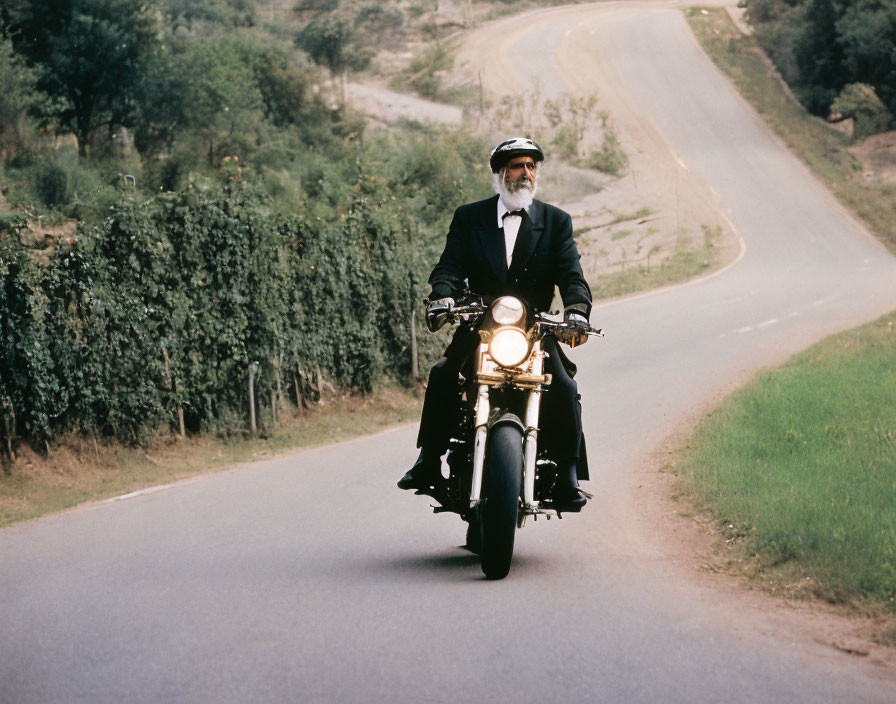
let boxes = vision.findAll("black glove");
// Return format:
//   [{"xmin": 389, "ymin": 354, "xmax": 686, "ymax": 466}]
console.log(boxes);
[
  {"xmin": 563, "ymin": 309, "xmax": 590, "ymax": 348},
  {"xmin": 426, "ymin": 297, "xmax": 455, "ymax": 332}
]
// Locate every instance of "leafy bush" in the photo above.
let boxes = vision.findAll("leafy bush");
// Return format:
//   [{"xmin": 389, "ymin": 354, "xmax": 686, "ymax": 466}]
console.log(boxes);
[
  {"xmin": 25, "ymin": 149, "xmax": 109, "ymax": 211},
  {"xmin": 402, "ymin": 43, "xmax": 453, "ymax": 100},
  {"xmin": 0, "ymin": 182, "xmax": 437, "ymax": 449},
  {"xmin": 0, "ymin": 36, "xmax": 41, "ymax": 156},
  {"xmin": 831, "ymin": 83, "xmax": 894, "ymax": 141},
  {"xmin": 550, "ymin": 127, "xmax": 579, "ymax": 162},
  {"xmin": 587, "ymin": 130, "xmax": 629, "ymax": 176},
  {"xmin": 748, "ymin": 0, "xmax": 896, "ymax": 122}
]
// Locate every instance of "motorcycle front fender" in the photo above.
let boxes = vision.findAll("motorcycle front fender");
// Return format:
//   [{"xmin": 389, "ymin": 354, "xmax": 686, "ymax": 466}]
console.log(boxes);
[
  {"xmin": 488, "ymin": 412, "xmax": 525, "ymax": 434},
  {"xmin": 471, "ymin": 411, "xmax": 525, "ymax": 509}
]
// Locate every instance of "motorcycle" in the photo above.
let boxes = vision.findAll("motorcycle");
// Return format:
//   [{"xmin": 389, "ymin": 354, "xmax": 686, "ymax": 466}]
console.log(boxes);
[{"xmin": 416, "ymin": 294, "xmax": 603, "ymax": 579}]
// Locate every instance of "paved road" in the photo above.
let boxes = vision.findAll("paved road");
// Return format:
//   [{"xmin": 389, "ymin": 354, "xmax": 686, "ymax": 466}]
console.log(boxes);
[{"xmin": 2, "ymin": 4, "xmax": 896, "ymax": 703}]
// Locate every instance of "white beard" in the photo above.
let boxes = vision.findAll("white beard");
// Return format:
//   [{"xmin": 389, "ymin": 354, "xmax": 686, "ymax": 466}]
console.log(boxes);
[{"xmin": 493, "ymin": 170, "xmax": 537, "ymax": 211}]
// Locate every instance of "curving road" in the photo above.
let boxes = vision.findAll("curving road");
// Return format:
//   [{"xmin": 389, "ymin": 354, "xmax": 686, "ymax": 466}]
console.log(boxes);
[{"xmin": 2, "ymin": 4, "xmax": 896, "ymax": 702}]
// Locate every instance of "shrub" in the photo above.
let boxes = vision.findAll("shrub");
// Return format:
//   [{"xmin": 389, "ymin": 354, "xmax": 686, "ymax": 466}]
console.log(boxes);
[
  {"xmin": 0, "ymin": 181, "xmax": 434, "ymax": 449},
  {"xmin": 831, "ymin": 83, "xmax": 894, "ymax": 140},
  {"xmin": 27, "ymin": 149, "xmax": 108, "ymax": 211},
  {"xmin": 587, "ymin": 130, "xmax": 629, "ymax": 176}
]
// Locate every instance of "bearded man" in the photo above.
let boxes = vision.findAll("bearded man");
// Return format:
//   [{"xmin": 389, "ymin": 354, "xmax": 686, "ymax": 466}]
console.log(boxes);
[{"xmin": 398, "ymin": 137, "xmax": 593, "ymax": 510}]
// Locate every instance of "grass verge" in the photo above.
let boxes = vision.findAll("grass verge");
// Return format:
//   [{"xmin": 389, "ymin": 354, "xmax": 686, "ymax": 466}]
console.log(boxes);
[
  {"xmin": 676, "ymin": 311, "xmax": 896, "ymax": 613},
  {"xmin": 595, "ymin": 225, "xmax": 721, "ymax": 299},
  {"xmin": 0, "ymin": 386, "xmax": 421, "ymax": 529},
  {"xmin": 686, "ymin": 8, "xmax": 896, "ymax": 253}
]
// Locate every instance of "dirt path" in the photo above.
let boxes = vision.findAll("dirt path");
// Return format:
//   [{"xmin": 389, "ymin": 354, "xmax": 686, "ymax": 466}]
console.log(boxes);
[{"xmin": 345, "ymin": 82, "xmax": 463, "ymax": 126}]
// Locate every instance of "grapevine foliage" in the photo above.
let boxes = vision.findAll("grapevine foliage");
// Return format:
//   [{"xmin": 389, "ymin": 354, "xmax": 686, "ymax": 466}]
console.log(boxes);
[{"xmin": 0, "ymin": 183, "xmax": 439, "ymax": 447}]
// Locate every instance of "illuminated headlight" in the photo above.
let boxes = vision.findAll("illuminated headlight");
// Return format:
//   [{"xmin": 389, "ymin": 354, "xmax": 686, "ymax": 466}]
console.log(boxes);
[
  {"xmin": 491, "ymin": 296, "xmax": 525, "ymax": 326},
  {"xmin": 489, "ymin": 327, "xmax": 530, "ymax": 368}
]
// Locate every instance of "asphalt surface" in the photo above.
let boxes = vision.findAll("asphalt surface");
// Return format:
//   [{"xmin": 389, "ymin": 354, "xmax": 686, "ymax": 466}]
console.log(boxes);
[{"xmin": 3, "ymin": 4, "xmax": 896, "ymax": 703}]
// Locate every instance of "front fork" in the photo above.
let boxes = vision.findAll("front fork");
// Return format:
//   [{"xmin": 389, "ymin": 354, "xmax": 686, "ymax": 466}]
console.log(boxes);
[
  {"xmin": 522, "ymin": 389, "xmax": 541, "ymax": 510},
  {"xmin": 469, "ymin": 385, "xmax": 490, "ymax": 508},
  {"xmin": 468, "ymin": 384, "xmax": 541, "ymax": 510}
]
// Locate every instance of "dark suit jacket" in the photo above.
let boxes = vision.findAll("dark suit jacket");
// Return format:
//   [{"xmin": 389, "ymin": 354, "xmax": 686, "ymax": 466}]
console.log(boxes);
[{"xmin": 428, "ymin": 195, "xmax": 592, "ymax": 318}]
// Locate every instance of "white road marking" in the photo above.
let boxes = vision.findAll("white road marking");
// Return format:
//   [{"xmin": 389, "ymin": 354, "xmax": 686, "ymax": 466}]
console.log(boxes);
[{"xmin": 104, "ymin": 484, "xmax": 181, "ymax": 503}]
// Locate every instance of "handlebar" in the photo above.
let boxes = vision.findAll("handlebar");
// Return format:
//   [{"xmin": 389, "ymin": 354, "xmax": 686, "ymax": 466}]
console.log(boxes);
[
  {"xmin": 534, "ymin": 314, "xmax": 604, "ymax": 338},
  {"xmin": 447, "ymin": 301, "xmax": 488, "ymax": 320},
  {"xmin": 426, "ymin": 299, "xmax": 603, "ymax": 338}
]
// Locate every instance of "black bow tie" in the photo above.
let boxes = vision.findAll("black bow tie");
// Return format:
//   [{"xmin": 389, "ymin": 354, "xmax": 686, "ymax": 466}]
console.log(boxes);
[{"xmin": 503, "ymin": 210, "xmax": 525, "ymax": 219}]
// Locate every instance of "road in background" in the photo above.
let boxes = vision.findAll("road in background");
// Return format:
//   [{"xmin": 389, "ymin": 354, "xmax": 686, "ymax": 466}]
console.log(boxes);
[{"xmin": 2, "ymin": 4, "xmax": 895, "ymax": 702}]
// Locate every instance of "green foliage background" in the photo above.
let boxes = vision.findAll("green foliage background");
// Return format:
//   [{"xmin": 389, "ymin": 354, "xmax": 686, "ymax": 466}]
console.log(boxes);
[
  {"xmin": 0, "ymin": 180, "xmax": 455, "ymax": 448},
  {"xmin": 746, "ymin": 0, "xmax": 896, "ymax": 132},
  {"xmin": 0, "ymin": 1, "xmax": 500, "ymax": 453}
]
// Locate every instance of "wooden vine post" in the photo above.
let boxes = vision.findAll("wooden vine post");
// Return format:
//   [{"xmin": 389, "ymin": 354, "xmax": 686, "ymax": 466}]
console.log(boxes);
[
  {"xmin": 1, "ymin": 396, "xmax": 15, "ymax": 463},
  {"xmin": 294, "ymin": 372, "xmax": 303, "ymax": 410},
  {"xmin": 410, "ymin": 307, "xmax": 418, "ymax": 380},
  {"xmin": 161, "ymin": 344, "xmax": 186, "ymax": 439},
  {"xmin": 248, "ymin": 362, "xmax": 258, "ymax": 435},
  {"xmin": 409, "ymin": 266, "xmax": 418, "ymax": 380}
]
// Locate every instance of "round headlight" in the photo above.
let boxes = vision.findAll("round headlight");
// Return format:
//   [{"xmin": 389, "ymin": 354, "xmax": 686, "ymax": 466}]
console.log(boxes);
[
  {"xmin": 491, "ymin": 296, "xmax": 525, "ymax": 326},
  {"xmin": 489, "ymin": 327, "xmax": 530, "ymax": 368}
]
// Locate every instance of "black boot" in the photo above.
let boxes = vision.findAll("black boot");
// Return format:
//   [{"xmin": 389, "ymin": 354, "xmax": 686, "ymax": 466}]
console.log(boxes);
[
  {"xmin": 397, "ymin": 449, "xmax": 443, "ymax": 490},
  {"xmin": 553, "ymin": 459, "xmax": 587, "ymax": 512}
]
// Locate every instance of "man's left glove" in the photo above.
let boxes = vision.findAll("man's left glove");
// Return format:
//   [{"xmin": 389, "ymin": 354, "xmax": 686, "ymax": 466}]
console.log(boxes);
[
  {"xmin": 426, "ymin": 297, "xmax": 455, "ymax": 332},
  {"xmin": 563, "ymin": 309, "xmax": 590, "ymax": 348}
]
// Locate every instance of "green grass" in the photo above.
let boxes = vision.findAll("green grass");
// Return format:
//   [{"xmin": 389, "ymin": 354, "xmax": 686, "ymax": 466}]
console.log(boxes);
[
  {"xmin": 679, "ymin": 312, "xmax": 896, "ymax": 608},
  {"xmin": 596, "ymin": 248, "xmax": 711, "ymax": 298},
  {"xmin": 595, "ymin": 225, "xmax": 719, "ymax": 299},
  {"xmin": 687, "ymin": 8, "xmax": 896, "ymax": 254},
  {"xmin": 681, "ymin": 6, "xmax": 896, "ymax": 625}
]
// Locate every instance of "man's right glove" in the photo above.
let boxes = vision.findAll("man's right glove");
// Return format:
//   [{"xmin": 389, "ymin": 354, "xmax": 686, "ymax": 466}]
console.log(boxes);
[
  {"xmin": 426, "ymin": 297, "xmax": 455, "ymax": 332},
  {"xmin": 563, "ymin": 310, "xmax": 590, "ymax": 348}
]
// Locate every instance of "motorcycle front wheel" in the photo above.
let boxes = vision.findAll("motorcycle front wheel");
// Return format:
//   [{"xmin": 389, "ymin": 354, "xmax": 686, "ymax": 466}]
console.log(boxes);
[
  {"xmin": 479, "ymin": 423, "xmax": 523, "ymax": 579},
  {"xmin": 465, "ymin": 516, "xmax": 482, "ymax": 555}
]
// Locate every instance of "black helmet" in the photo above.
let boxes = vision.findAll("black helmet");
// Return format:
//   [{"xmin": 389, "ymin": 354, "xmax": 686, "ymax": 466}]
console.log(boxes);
[{"xmin": 489, "ymin": 137, "xmax": 544, "ymax": 173}]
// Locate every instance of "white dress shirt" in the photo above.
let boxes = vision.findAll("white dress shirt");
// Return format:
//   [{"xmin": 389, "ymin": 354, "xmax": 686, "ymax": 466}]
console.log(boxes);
[{"xmin": 497, "ymin": 199, "xmax": 529, "ymax": 269}]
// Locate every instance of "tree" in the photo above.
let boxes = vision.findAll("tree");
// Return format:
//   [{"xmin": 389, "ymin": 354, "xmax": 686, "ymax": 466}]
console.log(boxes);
[
  {"xmin": 830, "ymin": 83, "xmax": 894, "ymax": 139},
  {"xmin": 295, "ymin": 6, "xmax": 373, "ymax": 103},
  {"xmin": 836, "ymin": 0, "xmax": 896, "ymax": 118},
  {"xmin": 749, "ymin": 0, "xmax": 805, "ymax": 87},
  {"xmin": 0, "ymin": 36, "xmax": 41, "ymax": 155},
  {"xmin": 745, "ymin": 0, "xmax": 804, "ymax": 24},
  {"xmin": 792, "ymin": 0, "xmax": 846, "ymax": 115},
  {"xmin": 172, "ymin": 36, "xmax": 267, "ymax": 164},
  {"xmin": 297, "ymin": 14, "xmax": 371, "ymax": 77},
  {"xmin": 162, "ymin": 0, "xmax": 256, "ymax": 33},
  {"xmin": 2, "ymin": 0, "xmax": 160, "ymax": 156}
]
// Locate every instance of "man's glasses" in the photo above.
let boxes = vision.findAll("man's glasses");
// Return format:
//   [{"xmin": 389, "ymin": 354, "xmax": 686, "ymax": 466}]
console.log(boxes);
[{"xmin": 507, "ymin": 161, "xmax": 537, "ymax": 172}]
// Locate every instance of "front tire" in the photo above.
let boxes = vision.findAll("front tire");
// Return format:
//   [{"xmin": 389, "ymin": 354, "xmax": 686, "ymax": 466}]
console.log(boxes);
[
  {"xmin": 465, "ymin": 515, "xmax": 482, "ymax": 555},
  {"xmin": 480, "ymin": 423, "xmax": 523, "ymax": 579}
]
